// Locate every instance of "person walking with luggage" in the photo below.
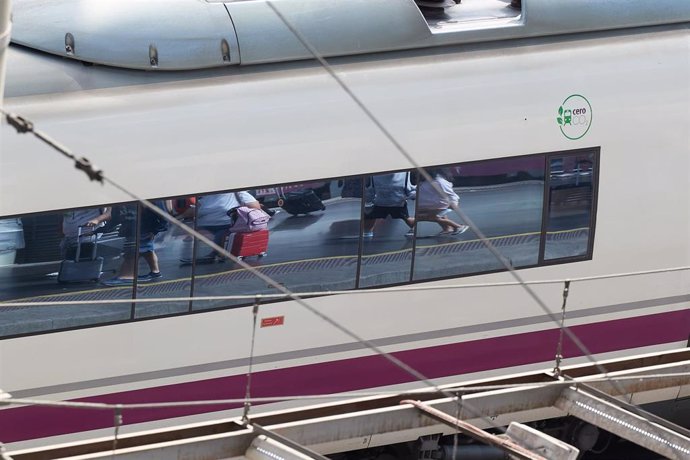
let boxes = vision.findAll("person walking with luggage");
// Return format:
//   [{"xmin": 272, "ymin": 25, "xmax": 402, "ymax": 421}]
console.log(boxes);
[
  {"xmin": 60, "ymin": 207, "xmax": 112, "ymax": 258},
  {"xmin": 103, "ymin": 201, "xmax": 171, "ymax": 285},
  {"xmin": 56, "ymin": 207, "xmax": 112, "ymax": 283},
  {"xmin": 362, "ymin": 172, "xmax": 416, "ymax": 238},
  {"xmin": 181, "ymin": 191, "xmax": 261, "ymax": 264},
  {"xmin": 416, "ymin": 168, "xmax": 468, "ymax": 236}
]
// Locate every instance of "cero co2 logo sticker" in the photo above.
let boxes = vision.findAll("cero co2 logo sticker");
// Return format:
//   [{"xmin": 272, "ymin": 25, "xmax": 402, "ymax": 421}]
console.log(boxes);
[{"xmin": 557, "ymin": 94, "xmax": 592, "ymax": 140}]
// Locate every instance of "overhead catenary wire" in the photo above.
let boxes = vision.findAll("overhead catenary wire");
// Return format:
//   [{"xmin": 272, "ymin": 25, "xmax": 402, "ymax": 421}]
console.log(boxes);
[
  {"xmin": 0, "ymin": 265, "xmax": 687, "ymax": 308},
  {"xmin": 0, "ymin": 25, "xmax": 679, "ymax": 455},
  {"xmin": 258, "ymin": 0, "xmax": 690, "ymax": 441},
  {"xmin": 261, "ymin": 0, "xmax": 684, "ymax": 425},
  {"xmin": 0, "ymin": 1, "xmax": 663, "ymax": 397},
  {"xmin": 0, "ymin": 1, "xmax": 682, "ymax": 445},
  {"xmin": 0, "ymin": 108, "xmax": 448, "ymax": 399},
  {"xmin": 0, "ymin": 104, "xmax": 516, "ymax": 437},
  {"xmin": 0, "ymin": 59, "xmax": 670, "ymax": 459},
  {"xmin": 0, "ymin": 135, "xmax": 675, "ymax": 458}
]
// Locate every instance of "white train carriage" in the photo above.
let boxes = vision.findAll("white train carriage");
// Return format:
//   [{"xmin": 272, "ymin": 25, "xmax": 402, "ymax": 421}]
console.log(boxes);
[{"xmin": 0, "ymin": 0, "xmax": 688, "ymax": 450}]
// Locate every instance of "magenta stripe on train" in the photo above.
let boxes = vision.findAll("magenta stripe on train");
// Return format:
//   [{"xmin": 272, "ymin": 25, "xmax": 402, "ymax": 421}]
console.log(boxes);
[{"xmin": 2, "ymin": 309, "xmax": 688, "ymax": 443}]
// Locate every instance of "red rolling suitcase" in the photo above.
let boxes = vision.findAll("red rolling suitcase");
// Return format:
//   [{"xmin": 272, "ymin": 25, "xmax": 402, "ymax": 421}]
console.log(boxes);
[{"xmin": 229, "ymin": 229, "xmax": 269, "ymax": 260}]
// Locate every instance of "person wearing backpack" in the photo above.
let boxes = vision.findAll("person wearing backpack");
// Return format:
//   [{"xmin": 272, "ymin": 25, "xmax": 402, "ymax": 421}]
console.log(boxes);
[
  {"xmin": 227, "ymin": 206, "xmax": 270, "ymax": 233},
  {"xmin": 181, "ymin": 191, "xmax": 261, "ymax": 264}
]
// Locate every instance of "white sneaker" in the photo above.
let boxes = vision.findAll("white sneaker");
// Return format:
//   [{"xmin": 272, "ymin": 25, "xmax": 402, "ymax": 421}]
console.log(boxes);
[{"xmin": 362, "ymin": 231, "xmax": 374, "ymax": 238}]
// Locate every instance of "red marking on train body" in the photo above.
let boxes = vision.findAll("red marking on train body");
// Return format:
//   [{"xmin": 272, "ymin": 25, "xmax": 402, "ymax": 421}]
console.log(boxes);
[{"xmin": 261, "ymin": 316, "xmax": 285, "ymax": 328}]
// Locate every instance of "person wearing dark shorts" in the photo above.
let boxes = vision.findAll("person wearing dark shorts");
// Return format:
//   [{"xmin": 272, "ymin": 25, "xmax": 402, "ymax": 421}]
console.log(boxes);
[
  {"xmin": 363, "ymin": 172, "xmax": 416, "ymax": 238},
  {"xmin": 366, "ymin": 204, "xmax": 411, "ymax": 221},
  {"xmin": 102, "ymin": 201, "xmax": 170, "ymax": 285}
]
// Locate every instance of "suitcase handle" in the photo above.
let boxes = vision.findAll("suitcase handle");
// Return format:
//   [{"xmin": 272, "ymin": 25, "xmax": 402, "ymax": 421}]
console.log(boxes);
[{"xmin": 75, "ymin": 225, "xmax": 98, "ymax": 261}]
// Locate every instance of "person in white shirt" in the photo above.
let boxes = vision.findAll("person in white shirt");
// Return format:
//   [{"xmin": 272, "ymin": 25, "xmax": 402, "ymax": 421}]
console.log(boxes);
[
  {"xmin": 416, "ymin": 169, "xmax": 468, "ymax": 235},
  {"xmin": 60, "ymin": 207, "xmax": 111, "ymax": 257},
  {"xmin": 182, "ymin": 191, "xmax": 260, "ymax": 263}
]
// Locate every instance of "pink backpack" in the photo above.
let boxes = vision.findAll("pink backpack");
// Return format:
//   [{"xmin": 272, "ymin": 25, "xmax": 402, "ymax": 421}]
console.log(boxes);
[{"xmin": 229, "ymin": 206, "xmax": 270, "ymax": 233}]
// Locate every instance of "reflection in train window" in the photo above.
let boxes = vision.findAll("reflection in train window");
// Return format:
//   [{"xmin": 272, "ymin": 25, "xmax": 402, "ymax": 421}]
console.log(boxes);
[
  {"xmin": 0, "ymin": 205, "xmax": 137, "ymax": 336},
  {"xmin": 0, "ymin": 149, "xmax": 598, "ymax": 337},
  {"xmin": 189, "ymin": 190, "xmax": 261, "ymax": 311},
  {"xmin": 359, "ymin": 171, "xmax": 416, "ymax": 288},
  {"xmin": 543, "ymin": 152, "xmax": 596, "ymax": 261},
  {"xmin": 191, "ymin": 180, "xmax": 361, "ymax": 311},
  {"xmin": 134, "ymin": 199, "xmax": 193, "ymax": 318},
  {"xmin": 413, "ymin": 157, "xmax": 545, "ymax": 281}
]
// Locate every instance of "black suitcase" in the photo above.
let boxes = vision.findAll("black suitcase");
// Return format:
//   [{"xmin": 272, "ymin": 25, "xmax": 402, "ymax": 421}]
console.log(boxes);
[
  {"xmin": 58, "ymin": 226, "xmax": 104, "ymax": 283},
  {"xmin": 278, "ymin": 189, "xmax": 326, "ymax": 216}
]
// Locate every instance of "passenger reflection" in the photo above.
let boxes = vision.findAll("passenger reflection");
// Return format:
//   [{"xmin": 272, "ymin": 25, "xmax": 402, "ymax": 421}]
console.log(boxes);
[
  {"xmin": 60, "ymin": 207, "xmax": 111, "ymax": 256},
  {"xmin": 56, "ymin": 207, "xmax": 112, "ymax": 283},
  {"xmin": 416, "ymin": 168, "xmax": 468, "ymax": 236},
  {"xmin": 362, "ymin": 172, "xmax": 416, "ymax": 238},
  {"xmin": 183, "ymin": 191, "xmax": 260, "ymax": 264},
  {"xmin": 103, "ymin": 201, "xmax": 170, "ymax": 286}
]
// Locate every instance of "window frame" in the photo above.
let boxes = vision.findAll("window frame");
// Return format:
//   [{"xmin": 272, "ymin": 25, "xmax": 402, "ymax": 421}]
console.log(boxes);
[{"xmin": 0, "ymin": 147, "xmax": 600, "ymax": 339}]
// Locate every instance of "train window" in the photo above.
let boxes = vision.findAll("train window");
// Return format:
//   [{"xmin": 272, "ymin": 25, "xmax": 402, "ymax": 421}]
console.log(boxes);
[
  {"xmin": 191, "ymin": 179, "xmax": 361, "ymax": 311},
  {"xmin": 542, "ymin": 152, "xmax": 597, "ymax": 261},
  {"xmin": 0, "ymin": 205, "xmax": 137, "ymax": 336},
  {"xmin": 189, "ymin": 190, "xmax": 259, "ymax": 311},
  {"xmin": 0, "ymin": 148, "xmax": 598, "ymax": 337},
  {"xmin": 134, "ymin": 199, "xmax": 193, "ymax": 319},
  {"xmin": 359, "ymin": 171, "xmax": 416, "ymax": 288},
  {"xmin": 412, "ymin": 156, "xmax": 545, "ymax": 281}
]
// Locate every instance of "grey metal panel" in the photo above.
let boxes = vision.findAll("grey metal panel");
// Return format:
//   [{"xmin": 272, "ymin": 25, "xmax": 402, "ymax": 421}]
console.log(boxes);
[
  {"xmin": 224, "ymin": 0, "xmax": 431, "ymax": 65},
  {"xmin": 10, "ymin": 0, "xmax": 239, "ymax": 70},
  {"xmin": 221, "ymin": 0, "xmax": 690, "ymax": 64},
  {"xmin": 526, "ymin": 0, "xmax": 690, "ymax": 34},
  {"xmin": 427, "ymin": 0, "xmax": 690, "ymax": 47},
  {"xmin": 9, "ymin": 0, "xmax": 690, "ymax": 70}
]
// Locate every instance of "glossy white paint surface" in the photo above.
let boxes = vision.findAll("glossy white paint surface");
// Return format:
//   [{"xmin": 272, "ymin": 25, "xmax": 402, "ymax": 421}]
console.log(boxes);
[
  {"xmin": 0, "ymin": 19, "xmax": 687, "ymax": 449},
  {"xmin": 11, "ymin": 0, "xmax": 239, "ymax": 69}
]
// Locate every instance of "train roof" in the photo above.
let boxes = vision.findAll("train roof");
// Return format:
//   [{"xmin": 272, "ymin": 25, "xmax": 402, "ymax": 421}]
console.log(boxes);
[{"xmin": 10, "ymin": 0, "xmax": 690, "ymax": 71}]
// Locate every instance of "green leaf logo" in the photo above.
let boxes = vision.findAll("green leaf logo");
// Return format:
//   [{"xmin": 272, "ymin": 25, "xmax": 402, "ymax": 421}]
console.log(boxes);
[{"xmin": 557, "ymin": 95, "xmax": 593, "ymax": 140}]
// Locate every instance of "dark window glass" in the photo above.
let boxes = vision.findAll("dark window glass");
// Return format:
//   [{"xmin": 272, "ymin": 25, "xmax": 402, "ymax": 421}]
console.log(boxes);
[
  {"xmin": 0, "ymin": 205, "xmax": 137, "ymax": 336},
  {"xmin": 413, "ymin": 157, "xmax": 545, "ymax": 280},
  {"xmin": 359, "ymin": 171, "xmax": 416, "ymax": 287},
  {"xmin": 0, "ymin": 149, "xmax": 598, "ymax": 337},
  {"xmin": 191, "ymin": 180, "xmax": 361, "ymax": 310},
  {"xmin": 543, "ymin": 152, "xmax": 596, "ymax": 260}
]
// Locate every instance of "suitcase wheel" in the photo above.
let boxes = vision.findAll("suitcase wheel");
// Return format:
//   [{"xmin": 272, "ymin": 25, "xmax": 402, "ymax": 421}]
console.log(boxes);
[
  {"xmin": 259, "ymin": 252, "xmax": 267, "ymax": 257},
  {"xmin": 236, "ymin": 256, "xmax": 244, "ymax": 261}
]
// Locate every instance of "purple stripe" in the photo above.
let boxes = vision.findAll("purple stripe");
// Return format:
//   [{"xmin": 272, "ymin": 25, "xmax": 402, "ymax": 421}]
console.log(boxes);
[{"xmin": 1, "ymin": 309, "xmax": 688, "ymax": 443}]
